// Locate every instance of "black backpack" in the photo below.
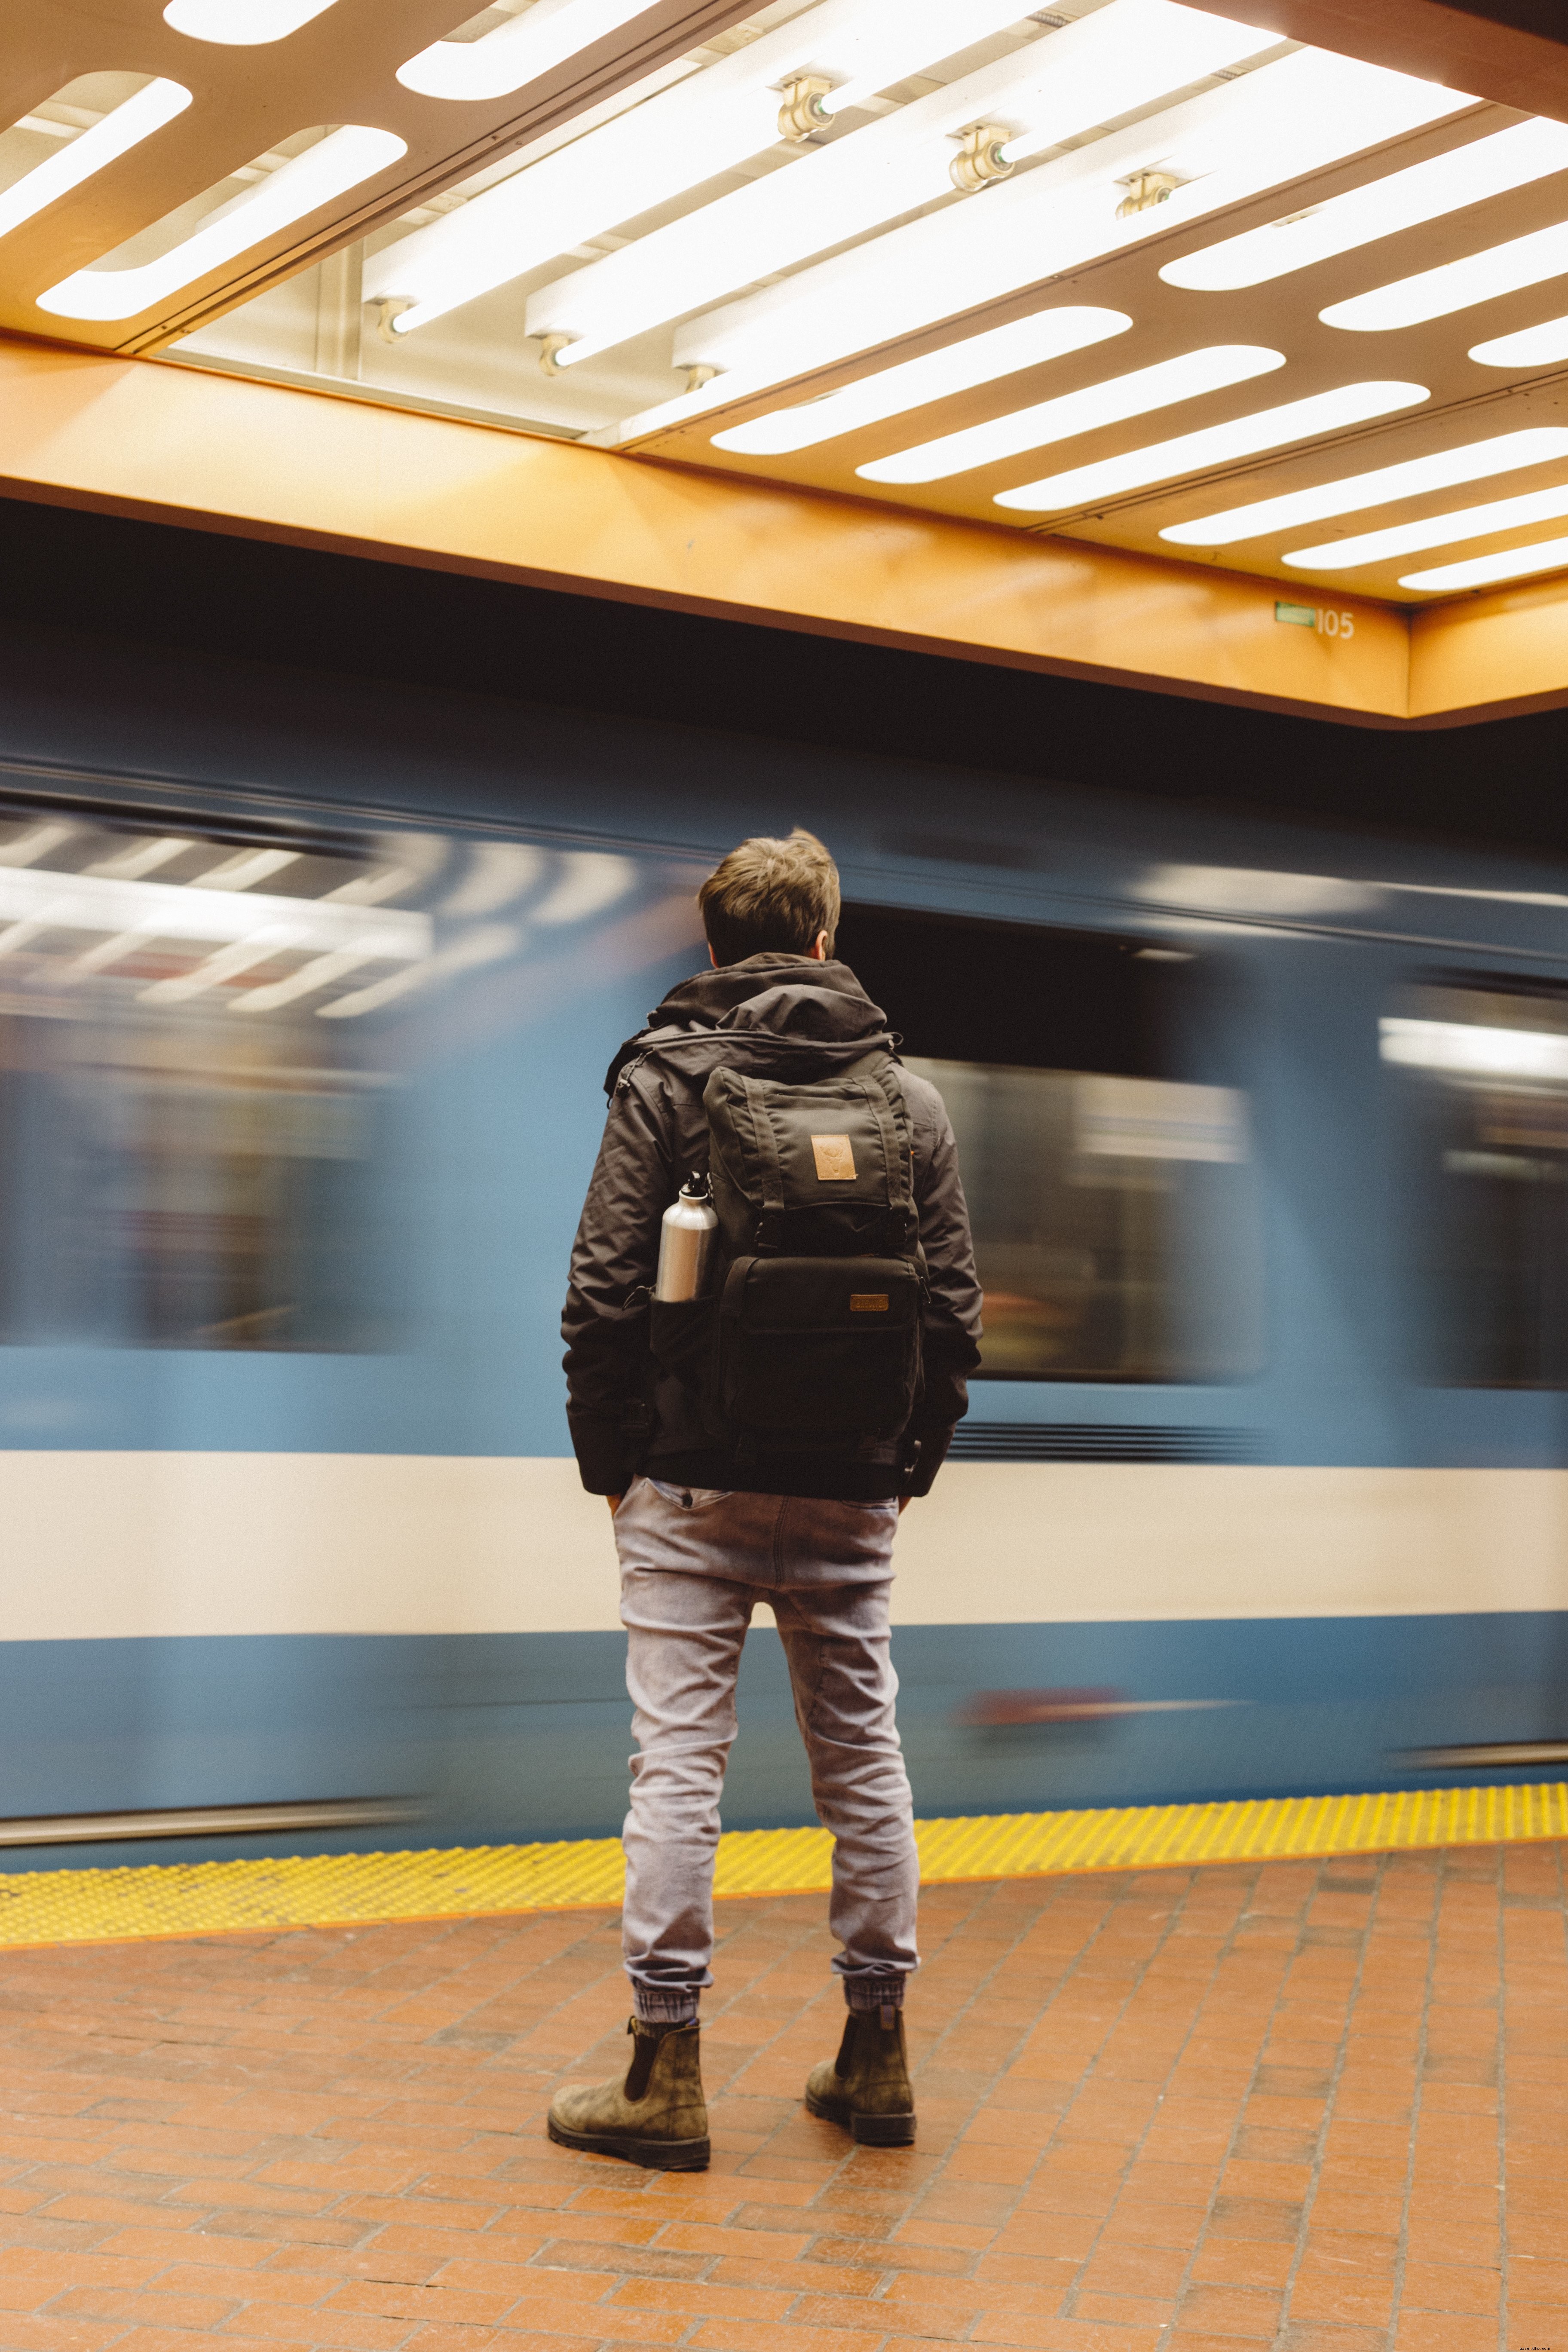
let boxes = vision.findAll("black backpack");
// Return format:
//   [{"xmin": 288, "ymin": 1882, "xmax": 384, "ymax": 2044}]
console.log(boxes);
[{"xmin": 649, "ymin": 1050, "xmax": 926, "ymax": 1465}]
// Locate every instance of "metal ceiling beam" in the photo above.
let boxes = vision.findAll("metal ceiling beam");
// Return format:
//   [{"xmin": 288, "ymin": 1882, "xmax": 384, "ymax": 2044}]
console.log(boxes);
[
  {"xmin": 0, "ymin": 331, "xmax": 1562, "ymax": 728},
  {"xmin": 1202, "ymin": 0, "xmax": 1568, "ymax": 122}
]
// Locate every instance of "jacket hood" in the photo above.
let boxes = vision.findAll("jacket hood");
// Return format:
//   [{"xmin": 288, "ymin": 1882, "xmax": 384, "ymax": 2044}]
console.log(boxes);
[{"xmin": 605, "ymin": 954, "xmax": 892, "ymax": 1092}]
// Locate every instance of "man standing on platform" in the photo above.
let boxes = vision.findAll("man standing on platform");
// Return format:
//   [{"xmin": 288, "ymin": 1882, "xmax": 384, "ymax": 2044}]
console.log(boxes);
[{"xmin": 551, "ymin": 827, "xmax": 982, "ymax": 2170}]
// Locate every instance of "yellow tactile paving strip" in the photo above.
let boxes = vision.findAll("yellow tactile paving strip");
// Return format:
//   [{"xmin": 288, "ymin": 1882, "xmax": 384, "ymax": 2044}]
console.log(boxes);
[{"xmin": 0, "ymin": 1782, "xmax": 1562, "ymax": 1952}]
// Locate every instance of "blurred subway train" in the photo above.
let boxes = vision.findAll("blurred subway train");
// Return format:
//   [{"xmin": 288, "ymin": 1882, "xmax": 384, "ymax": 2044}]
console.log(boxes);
[{"xmin": 0, "ymin": 588, "xmax": 1566, "ymax": 1871}]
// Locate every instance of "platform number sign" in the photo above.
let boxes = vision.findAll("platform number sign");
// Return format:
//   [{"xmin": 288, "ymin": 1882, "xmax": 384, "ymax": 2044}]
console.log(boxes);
[{"xmin": 1276, "ymin": 598, "xmax": 1356, "ymax": 639}]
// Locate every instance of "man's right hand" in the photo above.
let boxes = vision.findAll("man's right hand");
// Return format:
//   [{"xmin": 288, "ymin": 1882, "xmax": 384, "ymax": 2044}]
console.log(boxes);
[{"xmin": 606, "ymin": 1493, "xmax": 623, "ymax": 1516}]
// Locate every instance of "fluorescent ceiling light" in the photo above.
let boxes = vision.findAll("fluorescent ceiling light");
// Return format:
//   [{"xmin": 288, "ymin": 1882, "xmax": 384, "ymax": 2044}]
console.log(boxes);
[
  {"xmin": 1381, "ymin": 1016, "xmax": 1568, "ymax": 1080},
  {"xmin": 163, "ymin": 0, "xmax": 339, "ymax": 39},
  {"xmin": 711, "ymin": 307, "xmax": 1133, "ymax": 458},
  {"xmin": 0, "ymin": 80, "xmax": 190, "ymax": 242},
  {"xmin": 993, "ymin": 0, "xmax": 1278, "ymax": 167},
  {"xmin": 1160, "ymin": 425, "xmax": 1568, "ymax": 546},
  {"xmin": 609, "ymin": 49, "xmax": 1468, "ymax": 448},
  {"xmin": 994, "ymin": 381, "xmax": 1429, "ymax": 514},
  {"xmin": 369, "ymin": 0, "xmax": 1039, "ymax": 334},
  {"xmin": 0, "ymin": 866, "xmax": 428, "ymax": 958},
  {"xmin": 1285, "ymin": 481, "xmax": 1568, "ymax": 572},
  {"xmin": 858, "ymin": 344, "xmax": 1284, "ymax": 486},
  {"xmin": 1470, "ymin": 313, "xmax": 1568, "ymax": 368},
  {"xmin": 234, "ymin": 946, "xmax": 389, "ymax": 1013},
  {"xmin": 400, "ymin": 0, "xmax": 658, "ymax": 102},
  {"xmin": 527, "ymin": 0, "xmax": 1277, "ymax": 368},
  {"xmin": 319, "ymin": 924, "xmax": 519, "ymax": 1020},
  {"xmin": 0, "ymin": 824, "xmax": 74, "ymax": 868},
  {"xmin": 1162, "ymin": 117, "xmax": 1568, "ymax": 294},
  {"xmin": 86, "ymin": 836, "xmax": 194, "ymax": 881},
  {"xmin": 1322, "ymin": 216, "xmax": 1568, "ymax": 333},
  {"xmin": 37, "ymin": 125, "xmax": 406, "ymax": 320},
  {"xmin": 813, "ymin": 0, "xmax": 1027, "ymax": 119},
  {"xmin": 1400, "ymin": 534, "xmax": 1568, "ymax": 592}
]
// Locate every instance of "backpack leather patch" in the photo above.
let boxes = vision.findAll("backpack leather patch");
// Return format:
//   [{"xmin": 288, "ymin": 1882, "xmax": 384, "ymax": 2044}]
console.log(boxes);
[{"xmin": 811, "ymin": 1133, "xmax": 856, "ymax": 1181}]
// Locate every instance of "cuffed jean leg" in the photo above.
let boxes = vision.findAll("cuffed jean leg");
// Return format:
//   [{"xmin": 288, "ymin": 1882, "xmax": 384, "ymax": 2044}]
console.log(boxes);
[
  {"xmin": 773, "ymin": 1577, "xmax": 919, "ymax": 2007},
  {"xmin": 620, "ymin": 1560, "xmax": 753, "ymax": 2021}
]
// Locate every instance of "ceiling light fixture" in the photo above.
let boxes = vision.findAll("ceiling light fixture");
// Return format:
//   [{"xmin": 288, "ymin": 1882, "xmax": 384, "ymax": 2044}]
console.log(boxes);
[
  {"xmin": 990, "ymin": 0, "xmax": 1277, "ymax": 172},
  {"xmin": 1160, "ymin": 425, "xmax": 1568, "ymax": 546},
  {"xmin": 857, "ymin": 343, "xmax": 1284, "ymax": 486},
  {"xmin": 163, "ymin": 0, "xmax": 339, "ymax": 40},
  {"xmin": 606, "ymin": 48, "xmax": 1468, "ymax": 447},
  {"xmin": 1284, "ymin": 481, "xmax": 1568, "ymax": 572},
  {"xmin": 1381, "ymin": 1017, "xmax": 1568, "ymax": 1079},
  {"xmin": 994, "ymin": 380, "xmax": 1430, "ymax": 514},
  {"xmin": 0, "ymin": 79, "xmax": 191, "ymax": 242},
  {"xmin": 368, "ymin": 0, "xmax": 1043, "ymax": 336},
  {"xmin": 37, "ymin": 125, "xmax": 406, "ymax": 320},
  {"xmin": 1322, "ymin": 215, "xmax": 1568, "ymax": 333},
  {"xmin": 1400, "ymin": 535, "xmax": 1568, "ymax": 592},
  {"xmin": 398, "ymin": 0, "xmax": 660, "ymax": 102},
  {"xmin": 1163, "ymin": 116, "xmax": 1568, "ymax": 293},
  {"xmin": 234, "ymin": 946, "xmax": 389, "ymax": 1013},
  {"xmin": 1470, "ymin": 313, "xmax": 1568, "ymax": 368},
  {"xmin": 711, "ymin": 307, "xmax": 1133, "ymax": 457},
  {"xmin": 525, "ymin": 0, "xmax": 1277, "ymax": 369},
  {"xmin": 318, "ymin": 925, "xmax": 518, "ymax": 1020}
]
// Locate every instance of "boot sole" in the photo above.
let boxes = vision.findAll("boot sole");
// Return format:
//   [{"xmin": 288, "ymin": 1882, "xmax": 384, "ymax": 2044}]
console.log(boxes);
[
  {"xmin": 805, "ymin": 2088, "xmax": 916, "ymax": 2146},
  {"xmin": 547, "ymin": 2115, "xmax": 710, "ymax": 2171}
]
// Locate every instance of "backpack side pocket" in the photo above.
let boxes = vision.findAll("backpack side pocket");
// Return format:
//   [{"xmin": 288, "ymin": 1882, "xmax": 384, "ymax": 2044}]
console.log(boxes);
[{"xmin": 649, "ymin": 1293, "xmax": 718, "ymax": 1390}]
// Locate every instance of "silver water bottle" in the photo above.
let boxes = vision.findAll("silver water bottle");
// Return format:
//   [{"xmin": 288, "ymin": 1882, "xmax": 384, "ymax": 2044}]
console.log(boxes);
[{"xmin": 655, "ymin": 1175, "xmax": 718, "ymax": 1302}]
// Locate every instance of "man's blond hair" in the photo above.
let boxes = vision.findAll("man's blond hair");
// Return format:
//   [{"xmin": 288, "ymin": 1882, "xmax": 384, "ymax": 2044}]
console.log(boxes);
[{"xmin": 698, "ymin": 827, "xmax": 840, "ymax": 967}]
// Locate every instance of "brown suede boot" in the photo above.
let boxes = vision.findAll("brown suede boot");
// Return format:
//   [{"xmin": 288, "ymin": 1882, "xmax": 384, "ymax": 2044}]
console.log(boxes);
[
  {"xmin": 547, "ymin": 2019, "xmax": 709, "ymax": 2170},
  {"xmin": 805, "ymin": 2006, "xmax": 916, "ymax": 2145}
]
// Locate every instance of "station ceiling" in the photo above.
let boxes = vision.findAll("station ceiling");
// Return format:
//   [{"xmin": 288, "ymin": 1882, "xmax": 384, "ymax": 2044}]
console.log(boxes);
[{"xmin": 5, "ymin": 0, "xmax": 1568, "ymax": 611}]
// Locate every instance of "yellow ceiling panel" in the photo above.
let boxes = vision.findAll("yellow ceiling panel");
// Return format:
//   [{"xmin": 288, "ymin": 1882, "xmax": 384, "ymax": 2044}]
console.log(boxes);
[{"xmin": 4, "ymin": 0, "xmax": 1568, "ymax": 611}]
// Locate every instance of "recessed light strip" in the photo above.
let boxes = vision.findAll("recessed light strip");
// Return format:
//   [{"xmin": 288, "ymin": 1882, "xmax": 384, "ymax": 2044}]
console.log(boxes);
[
  {"xmin": 711, "ymin": 308, "xmax": 1134, "ymax": 458},
  {"xmin": 0, "ymin": 80, "xmax": 191, "ymax": 242},
  {"xmin": 38, "ymin": 125, "xmax": 407, "ymax": 321},
  {"xmin": 1322, "ymin": 215, "xmax": 1568, "ymax": 333},
  {"xmin": 1400, "ymin": 536, "xmax": 1568, "ymax": 592},
  {"xmin": 994, "ymin": 381, "xmax": 1431, "ymax": 514},
  {"xmin": 1285, "ymin": 482, "xmax": 1568, "ymax": 573},
  {"xmin": 526, "ymin": 0, "xmax": 1277, "ymax": 368},
  {"xmin": 163, "ymin": 0, "xmax": 339, "ymax": 40},
  {"xmin": 1161, "ymin": 426, "xmax": 1568, "ymax": 547},
  {"xmin": 1470, "ymin": 315, "xmax": 1568, "ymax": 368},
  {"xmin": 369, "ymin": 0, "xmax": 1044, "ymax": 335},
  {"xmin": 858, "ymin": 345, "xmax": 1286, "ymax": 486},
  {"xmin": 1162, "ymin": 117, "xmax": 1568, "ymax": 293},
  {"xmin": 600, "ymin": 48, "xmax": 1469, "ymax": 447},
  {"xmin": 399, "ymin": 0, "xmax": 682, "ymax": 103}
]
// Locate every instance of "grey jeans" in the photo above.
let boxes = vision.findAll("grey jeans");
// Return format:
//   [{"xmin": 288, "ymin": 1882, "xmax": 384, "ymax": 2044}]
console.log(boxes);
[{"xmin": 614, "ymin": 1474, "xmax": 919, "ymax": 2023}]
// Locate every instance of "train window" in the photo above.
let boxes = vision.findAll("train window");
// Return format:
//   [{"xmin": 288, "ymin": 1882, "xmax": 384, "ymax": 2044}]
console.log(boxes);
[
  {"xmin": 0, "ymin": 805, "xmax": 645, "ymax": 1352},
  {"xmin": 0, "ymin": 809, "xmax": 405, "ymax": 1350},
  {"xmin": 835, "ymin": 903, "xmax": 1260, "ymax": 1382},
  {"xmin": 1384, "ymin": 979, "xmax": 1568, "ymax": 1387}
]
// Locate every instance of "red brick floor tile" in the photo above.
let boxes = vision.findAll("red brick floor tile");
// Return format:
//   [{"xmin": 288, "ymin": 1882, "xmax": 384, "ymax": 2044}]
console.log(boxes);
[
  {"xmin": 1176, "ymin": 2282, "xmax": 1285, "ymax": 2337},
  {"xmin": 1399, "ymin": 2262, "xmax": 1502, "ymax": 2314},
  {"xmin": 1392, "ymin": 2317, "xmax": 1501, "ymax": 2352},
  {"xmin": 1186, "ymin": 2238, "xmax": 1295, "ymax": 2290}
]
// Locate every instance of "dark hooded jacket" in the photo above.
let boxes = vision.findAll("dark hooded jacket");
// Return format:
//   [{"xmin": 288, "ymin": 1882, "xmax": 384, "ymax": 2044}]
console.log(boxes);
[{"xmin": 562, "ymin": 952, "xmax": 984, "ymax": 1501}]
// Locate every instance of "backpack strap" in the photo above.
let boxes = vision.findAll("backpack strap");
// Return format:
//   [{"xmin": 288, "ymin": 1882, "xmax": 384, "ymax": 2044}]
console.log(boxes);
[
  {"xmin": 737, "ymin": 1072, "xmax": 790, "ymax": 1237},
  {"xmin": 839, "ymin": 1050, "xmax": 919, "ymax": 1246}
]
